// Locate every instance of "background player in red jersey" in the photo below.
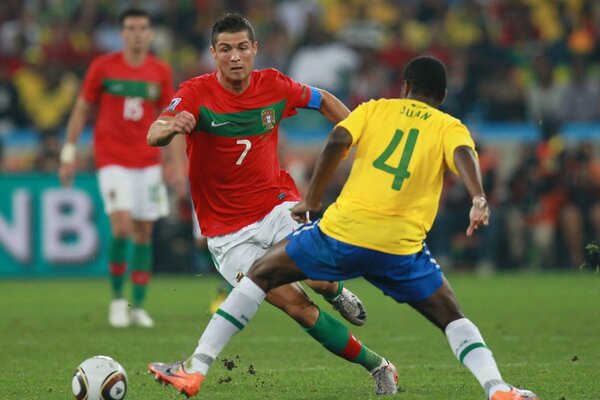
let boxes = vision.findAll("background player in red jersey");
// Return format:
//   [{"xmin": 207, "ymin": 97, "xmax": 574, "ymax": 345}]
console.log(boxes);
[
  {"xmin": 146, "ymin": 14, "xmax": 397, "ymax": 397},
  {"xmin": 58, "ymin": 8, "xmax": 184, "ymax": 328}
]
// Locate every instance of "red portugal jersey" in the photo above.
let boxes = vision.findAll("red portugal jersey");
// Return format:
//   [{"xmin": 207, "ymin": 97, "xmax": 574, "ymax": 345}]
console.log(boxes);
[
  {"xmin": 162, "ymin": 69, "xmax": 321, "ymax": 236},
  {"xmin": 81, "ymin": 52, "xmax": 174, "ymax": 168}
]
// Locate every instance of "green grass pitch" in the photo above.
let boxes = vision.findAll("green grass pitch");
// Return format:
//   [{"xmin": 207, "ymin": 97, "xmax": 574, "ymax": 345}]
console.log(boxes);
[{"xmin": 1, "ymin": 273, "xmax": 598, "ymax": 399}]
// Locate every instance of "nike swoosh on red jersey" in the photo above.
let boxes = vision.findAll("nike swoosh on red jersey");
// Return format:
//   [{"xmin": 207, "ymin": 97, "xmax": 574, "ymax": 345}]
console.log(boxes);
[{"xmin": 211, "ymin": 121, "xmax": 232, "ymax": 127}]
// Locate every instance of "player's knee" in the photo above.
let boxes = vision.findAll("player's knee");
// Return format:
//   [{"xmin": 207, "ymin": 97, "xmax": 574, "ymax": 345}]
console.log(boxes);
[
  {"xmin": 247, "ymin": 259, "xmax": 276, "ymax": 291},
  {"xmin": 110, "ymin": 221, "xmax": 132, "ymax": 238},
  {"xmin": 109, "ymin": 212, "xmax": 133, "ymax": 237},
  {"xmin": 111, "ymin": 226, "xmax": 130, "ymax": 238},
  {"xmin": 246, "ymin": 257, "xmax": 281, "ymax": 292},
  {"xmin": 131, "ymin": 231, "xmax": 152, "ymax": 244},
  {"xmin": 435, "ymin": 296, "xmax": 466, "ymax": 330}
]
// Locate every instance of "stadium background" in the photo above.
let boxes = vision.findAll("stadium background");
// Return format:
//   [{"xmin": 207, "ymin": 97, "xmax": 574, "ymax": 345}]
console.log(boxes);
[{"xmin": 1, "ymin": 0, "xmax": 599, "ymax": 277}]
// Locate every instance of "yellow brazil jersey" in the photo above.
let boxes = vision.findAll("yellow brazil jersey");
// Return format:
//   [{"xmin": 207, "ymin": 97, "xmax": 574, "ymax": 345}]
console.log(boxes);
[{"xmin": 319, "ymin": 98, "xmax": 476, "ymax": 255}]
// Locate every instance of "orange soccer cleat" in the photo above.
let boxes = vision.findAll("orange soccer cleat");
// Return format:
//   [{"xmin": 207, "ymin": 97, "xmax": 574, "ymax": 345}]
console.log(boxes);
[
  {"xmin": 148, "ymin": 361, "xmax": 204, "ymax": 398},
  {"xmin": 491, "ymin": 387, "xmax": 540, "ymax": 400}
]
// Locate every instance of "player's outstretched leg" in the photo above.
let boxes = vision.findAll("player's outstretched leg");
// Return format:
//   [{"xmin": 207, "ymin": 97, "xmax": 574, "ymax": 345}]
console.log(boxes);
[
  {"xmin": 301, "ymin": 307, "xmax": 397, "ymax": 395},
  {"xmin": 446, "ymin": 319, "xmax": 540, "ymax": 400},
  {"xmin": 148, "ymin": 277, "xmax": 396, "ymax": 396},
  {"xmin": 410, "ymin": 277, "xmax": 539, "ymax": 400},
  {"xmin": 306, "ymin": 280, "xmax": 367, "ymax": 326},
  {"xmin": 148, "ymin": 277, "xmax": 264, "ymax": 397}
]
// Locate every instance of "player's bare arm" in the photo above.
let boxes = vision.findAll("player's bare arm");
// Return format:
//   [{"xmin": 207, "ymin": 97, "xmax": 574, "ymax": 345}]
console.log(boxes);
[
  {"xmin": 59, "ymin": 97, "xmax": 91, "ymax": 187},
  {"xmin": 318, "ymin": 89, "xmax": 350, "ymax": 124},
  {"xmin": 147, "ymin": 112, "xmax": 196, "ymax": 147},
  {"xmin": 162, "ymin": 134, "xmax": 189, "ymax": 198},
  {"xmin": 291, "ymin": 126, "xmax": 353, "ymax": 223},
  {"xmin": 453, "ymin": 145, "xmax": 490, "ymax": 236}
]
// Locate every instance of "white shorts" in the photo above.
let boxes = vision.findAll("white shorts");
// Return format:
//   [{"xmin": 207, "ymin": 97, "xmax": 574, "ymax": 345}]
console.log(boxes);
[
  {"xmin": 97, "ymin": 165, "xmax": 169, "ymax": 221},
  {"xmin": 207, "ymin": 201, "xmax": 299, "ymax": 286}
]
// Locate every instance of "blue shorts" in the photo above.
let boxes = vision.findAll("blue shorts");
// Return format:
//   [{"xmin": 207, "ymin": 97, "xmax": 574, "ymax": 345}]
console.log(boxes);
[{"xmin": 286, "ymin": 222, "xmax": 443, "ymax": 303}]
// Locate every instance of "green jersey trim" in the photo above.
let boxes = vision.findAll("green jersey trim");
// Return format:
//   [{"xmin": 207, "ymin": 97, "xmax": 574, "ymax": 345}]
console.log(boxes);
[
  {"xmin": 103, "ymin": 79, "xmax": 161, "ymax": 100},
  {"xmin": 198, "ymin": 99, "xmax": 286, "ymax": 137}
]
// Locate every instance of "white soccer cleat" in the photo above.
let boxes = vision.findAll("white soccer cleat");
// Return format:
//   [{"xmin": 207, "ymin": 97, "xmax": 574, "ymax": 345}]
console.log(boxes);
[
  {"xmin": 131, "ymin": 308, "xmax": 155, "ymax": 328},
  {"xmin": 109, "ymin": 299, "xmax": 130, "ymax": 328},
  {"xmin": 328, "ymin": 287, "xmax": 367, "ymax": 326},
  {"xmin": 371, "ymin": 360, "xmax": 398, "ymax": 395}
]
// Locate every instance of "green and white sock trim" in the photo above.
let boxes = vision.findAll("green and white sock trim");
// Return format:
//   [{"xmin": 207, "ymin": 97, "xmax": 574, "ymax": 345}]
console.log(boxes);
[
  {"xmin": 215, "ymin": 308, "xmax": 246, "ymax": 330},
  {"xmin": 446, "ymin": 318, "xmax": 503, "ymax": 392},
  {"xmin": 458, "ymin": 342, "xmax": 488, "ymax": 363}
]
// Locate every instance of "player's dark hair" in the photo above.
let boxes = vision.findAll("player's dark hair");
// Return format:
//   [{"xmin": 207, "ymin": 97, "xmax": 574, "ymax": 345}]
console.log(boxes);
[
  {"xmin": 403, "ymin": 56, "xmax": 447, "ymax": 102},
  {"xmin": 211, "ymin": 13, "xmax": 255, "ymax": 46},
  {"xmin": 118, "ymin": 7, "xmax": 151, "ymax": 28}
]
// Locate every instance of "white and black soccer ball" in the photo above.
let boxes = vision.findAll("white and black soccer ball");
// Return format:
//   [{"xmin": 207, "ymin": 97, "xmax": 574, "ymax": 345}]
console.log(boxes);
[{"xmin": 72, "ymin": 356, "xmax": 128, "ymax": 400}]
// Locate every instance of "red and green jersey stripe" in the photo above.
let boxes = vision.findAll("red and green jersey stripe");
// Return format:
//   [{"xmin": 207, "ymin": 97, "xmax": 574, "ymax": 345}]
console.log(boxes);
[
  {"xmin": 198, "ymin": 99, "xmax": 286, "ymax": 137},
  {"xmin": 102, "ymin": 79, "xmax": 161, "ymax": 100}
]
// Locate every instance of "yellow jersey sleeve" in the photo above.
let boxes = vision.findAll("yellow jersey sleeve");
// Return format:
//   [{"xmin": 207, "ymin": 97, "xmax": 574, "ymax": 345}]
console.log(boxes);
[
  {"xmin": 336, "ymin": 100, "xmax": 372, "ymax": 145},
  {"xmin": 442, "ymin": 121, "xmax": 476, "ymax": 175}
]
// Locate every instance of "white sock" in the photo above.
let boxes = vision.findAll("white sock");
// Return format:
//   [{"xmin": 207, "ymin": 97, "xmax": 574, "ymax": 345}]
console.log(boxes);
[
  {"xmin": 445, "ymin": 318, "xmax": 509, "ymax": 398},
  {"xmin": 186, "ymin": 278, "xmax": 266, "ymax": 375}
]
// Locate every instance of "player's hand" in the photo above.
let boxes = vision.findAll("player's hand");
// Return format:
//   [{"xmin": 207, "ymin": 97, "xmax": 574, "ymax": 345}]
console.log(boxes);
[
  {"xmin": 466, "ymin": 195, "xmax": 489, "ymax": 236},
  {"xmin": 58, "ymin": 162, "xmax": 76, "ymax": 187},
  {"xmin": 171, "ymin": 111, "xmax": 196, "ymax": 135},
  {"xmin": 291, "ymin": 200, "xmax": 322, "ymax": 223}
]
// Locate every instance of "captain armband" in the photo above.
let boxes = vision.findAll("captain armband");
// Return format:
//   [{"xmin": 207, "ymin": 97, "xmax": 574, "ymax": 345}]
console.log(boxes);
[{"xmin": 305, "ymin": 87, "xmax": 323, "ymax": 110}]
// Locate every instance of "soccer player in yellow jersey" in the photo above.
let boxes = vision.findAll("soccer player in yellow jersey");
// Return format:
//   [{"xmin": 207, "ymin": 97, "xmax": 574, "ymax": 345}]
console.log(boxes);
[{"xmin": 204, "ymin": 56, "xmax": 540, "ymax": 399}]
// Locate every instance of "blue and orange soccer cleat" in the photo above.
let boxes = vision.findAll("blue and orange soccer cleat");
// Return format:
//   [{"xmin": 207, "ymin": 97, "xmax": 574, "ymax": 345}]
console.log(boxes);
[
  {"xmin": 491, "ymin": 387, "xmax": 540, "ymax": 400},
  {"xmin": 148, "ymin": 361, "xmax": 204, "ymax": 398}
]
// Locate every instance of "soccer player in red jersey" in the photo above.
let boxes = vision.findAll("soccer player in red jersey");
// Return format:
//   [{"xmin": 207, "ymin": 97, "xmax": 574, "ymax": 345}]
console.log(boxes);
[
  {"xmin": 146, "ymin": 13, "xmax": 397, "ymax": 397},
  {"xmin": 59, "ymin": 8, "xmax": 184, "ymax": 328}
]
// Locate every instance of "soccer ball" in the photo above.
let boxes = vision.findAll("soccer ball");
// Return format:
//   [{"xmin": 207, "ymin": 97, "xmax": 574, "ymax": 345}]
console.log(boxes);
[{"xmin": 72, "ymin": 356, "xmax": 128, "ymax": 400}]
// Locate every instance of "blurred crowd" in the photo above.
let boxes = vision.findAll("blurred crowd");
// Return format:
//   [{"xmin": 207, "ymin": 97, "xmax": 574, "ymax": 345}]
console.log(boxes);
[{"xmin": 1, "ymin": 0, "xmax": 599, "ymax": 271}]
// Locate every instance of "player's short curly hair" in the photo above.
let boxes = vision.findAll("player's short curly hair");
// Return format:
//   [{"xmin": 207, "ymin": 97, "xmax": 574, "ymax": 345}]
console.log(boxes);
[
  {"xmin": 118, "ymin": 7, "xmax": 151, "ymax": 28},
  {"xmin": 403, "ymin": 56, "xmax": 447, "ymax": 102},
  {"xmin": 211, "ymin": 13, "xmax": 255, "ymax": 47}
]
